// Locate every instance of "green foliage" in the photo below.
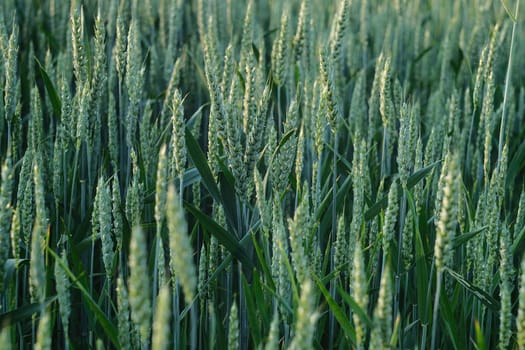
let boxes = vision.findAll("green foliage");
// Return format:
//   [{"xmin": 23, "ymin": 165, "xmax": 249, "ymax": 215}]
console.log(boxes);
[{"xmin": 0, "ymin": 0, "xmax": 524, "ymax": 349}]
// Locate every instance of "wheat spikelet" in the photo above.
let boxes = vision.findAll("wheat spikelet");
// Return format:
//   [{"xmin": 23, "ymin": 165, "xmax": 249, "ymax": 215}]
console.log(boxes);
[
  {"xmin": 117, "ymin": 274, "xmax": 132, "ymax": 349},
  {"xmin": 329, "ymin": 0, "xmax": 350, "ymax": 65},
  {"xmin": 97, "ymin": 177, "xmax": 114, "ymax": 281},
  {"xmin": 254, "ymin": 167, "xmax": 272, "ymax": 237},
  {"xmin": 499, "ymin": 226, "xmax": 513, "ymax": 350},
  {"xmin": 35, "ymin": 307, "xmax": 52, "ymax": 350},
  {"xmin": 369, "ymin": 263, "xmax": 392, "ymax": 349},
  {"xmin": 70, "ymin": 5, "xmax": 87, "ymax": 85},
  {"xmin": 228, "ymin": 300, "xmax": 239, "ymax": 350},
  {"xmin": 518, "ymin": 254, "xmax": 525, "ymax": 349},
  {"xmin": 112, "ymin": 176, "xmax": 123, "ymax": 252},
  {"xmin": 29, "ymin": 220, "xmax": 46, "ymax": 303},
  {"xmin": 152, "ymin": 284, "xmax": 172, "ymax": 350},
  {"xmin": 171, "ymin": 89, "xmax": 186, "ymax": 178},
  {"xmin": 382, "ymin": 179, "xmax": 399, "ymax": 255},
  {"xmin": 128, "ymin": 226, "xmax": 152, "ymax": 347},
  {"xmin": 289, "ymin": 279, "xmax": 318, "ymax": 350},
  {"xmin": 293, "ymin": 0, "xmax": 311, "ymax": 65},
  {"xmin": 351, "ymin": 240, "xmax": 368, "ymax": 348},
  {"xmin": 167, "ymin": 184, "xmax": 197, "ymax": 304},
  {"xmin": 239, "ymin": 0, "xmax": 254, "ymax": 71},
  {"xmin": 55, "ymin": 246, "xmax": 71, "ymax": 339},
  {"xmin": 197, "ymin": 245, "xmax": 207, "ymax": 313},
  {"xmin": 10, "ymin": 206, "xmax": 20, "ymax": 260},
  {"xmin": 349, "ymin": 70, "xmax": 366, "ymax": 134},
  {"xmin": 0, "ymin": 155, "xmax": 13, "ymax": 294},
  {"xmin": 92, "ymin": 11, "xmax": 107, "ymax": 107},
  {"xmin": 125, "ymin": 19, "xmax": 144, "ymax": 148},
  {"xmin": 270, "ymin": 130, "xmax": 297, "ymax": 194},
  {"xmin": 155, "ymin": 144, "xmax": 168, "ymax": 237},
  {"xmin": 30, "ymin": 159, "xmax": 48, "ymax": 303},
  {"xmin": 351, "ymin": 137, "xmax": 366, "ymax": 242},
  {"xmin": 126, "ymin": 153, "xmax": 143, "ymax": 227},
  {"xmin": 17, "ymin": 151, "xmax": 33, "ymax": 247},
  {"xmin": 434, "ymin": 153, "xmax": 460, "ymax": 272},
  {"xmin": 108, "ymin": 91, "xmax": 120, "ymax": 171},
  {"xmin": 4, "ymin": 21, "xmax": 18, "ymax": 127},
  {"xmin": 334, "ymin": 215, "xmax": 347, "ymax": 276},
  {"xmin": 113, "ymin": 1, "xmax": 128, "ymax": 82},
  {"xmin": 288, "ymin": 185, "xmax": 311, "ymax": 283},
  {"xmin": 264, "ymin": 310, "xmax": 280, "ymax": 350},
  {"xmin": 271, "ymin": 198, "xmax": 290, "ymax": 316},
  {"xmin": 271, "ymin": 9, "xmax": 289, "ymax": 87},
  {"xmin": 319, "ymin": 51, "xmax": 340, "ymax": 134},
  {"xmin": 244, "ymin": 83, "xmax": 271, "ymax": 199}
]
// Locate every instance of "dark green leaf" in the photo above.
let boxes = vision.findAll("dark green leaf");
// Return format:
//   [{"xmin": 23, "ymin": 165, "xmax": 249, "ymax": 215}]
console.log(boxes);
[
  {"xmin": 186, "ymin": 103, "xmax": 209, "ymax": 133},
  {"xmin": 3, "ymin": 259, "xmax": 29, "ymax": 288},
  {"xmin": 508, "ymin": 138, "xmax": 525, "ymax": 185},
  {"xmin": 34, "ymin": 57, "xmax": 62, "ymax": 119},
  {"xmin": 216, "ymin": 158, "xmax": 240, "ymax": 234},
  {"xmin": 407, "ymin": 161, "xmax": 442, "ymax": 188},
  {"xmin": 251, "ymin": 232, "xmax": 275, "ymax": 291},
  {"xmin": 242, "ymin": 274, "xmax": 262, "ymax": 345},
  {"xmin": 444, "ymin": 267, "xmax": 499, "ymax": 311},
  {"xmin": 251, "ymin": 269, "xmax": 271, "ymax": 326},
  {"xmin": 336, "ymin": 285, "xmax": 372, "ymax": 328},
  {"xmin": 182, "ymin": 168, "xmax": 202, "ymax": 189},
  {"xmin": 451, "ymin": 226, "xmax": 486, "ymax": 249},
  {"xmin": 406, "ymin": 188, "xmax": 430, "ymax": 323},
  {"xmin": 185, "ymin": 126, "xmax": 222, "ymax": 203},
  {"xmin": 0, "ymin": 296, "xmax": 57, "ymax": 329},
  {"xmin": 316, "ymin": 175, "xmax": 352, "ymax": 223},
  {"xmin": 512, "ymin": 225, "xmax": 525, "ymax": 255},
  {"xmin": 47, "ymin": 248, "xmax": 119, "ymax": 348},
  {"xmin": 185, "ymin": 203, "xmax": 253, "ymax": 270},
  {"xmin": 270, "ymin": 128, "xmax": 297, "ymax": 164},
  {"xmin": 366, "ymin": 161, "xmax": 441, "ymax": 220},
  {"xmin": 440, "ymin": 290, "xmax": 467, "ymax": 349},
  {"xmin": 313, "ymin": 274, "xmax": 357, "ymax": 344}
]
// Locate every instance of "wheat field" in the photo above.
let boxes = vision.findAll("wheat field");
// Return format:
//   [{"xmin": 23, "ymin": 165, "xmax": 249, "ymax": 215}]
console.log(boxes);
[{"xmin": 0, "ymin": 0, "xmax": 525, "ymax": 349}]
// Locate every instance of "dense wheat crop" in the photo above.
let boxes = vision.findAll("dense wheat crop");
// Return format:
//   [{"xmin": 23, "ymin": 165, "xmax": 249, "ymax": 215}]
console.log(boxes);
[{"xmin": 1, "ymin": 0, "xmax": 525, "ymax": 349}]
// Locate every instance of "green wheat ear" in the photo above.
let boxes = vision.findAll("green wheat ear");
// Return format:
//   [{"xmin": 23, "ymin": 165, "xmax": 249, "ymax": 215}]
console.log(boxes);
[
  {"xmin": 167, "ymin": 183, "xmax": 197, "ymax": 305},
  {"xmin": 271, "ymin": 9, "xmax": 290, "ymax": 88},
  {"xmin": 382, "ymin": 178, "xmax": 399, "ymax": 255},
  {"xmin": 128, "ymin": 226, "xmax": 152, "ymax": 347},
  {"xmin": 35, "ymin": 306, "xmax": 52, "ymax": 350},
  {"xmin": 171, "ymin": 89, "xmax": 186, "ymax": 178},
  {"xmin": 2, "ymin": 0, "xmax": 525, "ymax": 348},
  {"xmin": 518, "ymin": 254, "xmax": 525, "ymax": 349},
  {"xmin": 30, "ymin": 161, "xmax": 47, "ymax": 304},
  {"xmin": 228, "ymin": 300, "xmax": 239, "ymax": 350},
  {"xmin": 352, "ymin": 241, "xmax": 368, "ymax": 349},
  {"xmin": 94, "ymin": 177, "xmax": 114, "ymax": 282},
  {"xmin": 117, "ymin": 274, "xmax": 132, "ymax": 349},
  {"xmin": 152, "ymin": 284, "xmax": 172, "ymax": 350},
  {"xmin": 55, "ymin": 247, "xmax": 71, "ymax": 339},
  {"xmin": 434, "ymin": 153, "xmax": 460, "ymax": 272},
  {"xmin": 289, "ymin": 279, "xmax": 319, "ymax": 350},
  {"xmin": 264, "ymin": 310, "xmax": 280, "ymax": 350},
  {"xmin": 370, "ymin": 263, "xmax": 392, "ymax": 349},
  {"xmin": 288, "ymin": 184, "xmax": 311, "ymax": 284},
  {"xmin": 0, "ymin": 155, "xmax": 13, "ymax": 295},
  {"xmin": 499, "ymin": 226, "xmax": 513, "ymax": 350}
]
